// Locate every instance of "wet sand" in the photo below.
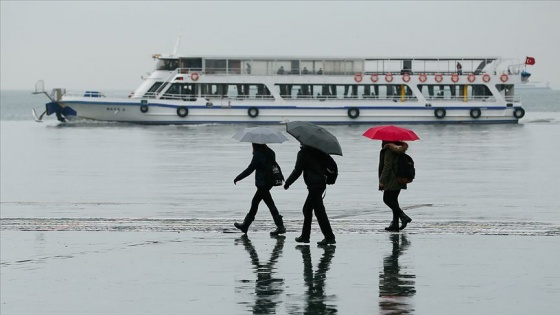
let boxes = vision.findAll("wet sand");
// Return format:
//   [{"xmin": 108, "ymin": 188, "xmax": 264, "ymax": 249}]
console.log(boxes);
[{"xmin": 2, "ymin": 221, "xmax": 559, "ymax": 315}]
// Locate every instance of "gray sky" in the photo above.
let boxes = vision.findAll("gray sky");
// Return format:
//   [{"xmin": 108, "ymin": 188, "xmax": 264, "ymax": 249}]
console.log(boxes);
[{"xmin": 1, "ymin": 1, "xmax": 559, "ymax": 91}]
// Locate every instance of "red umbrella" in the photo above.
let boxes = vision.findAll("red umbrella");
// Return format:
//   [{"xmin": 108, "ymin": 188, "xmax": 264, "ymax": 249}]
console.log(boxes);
[{"xmin": 362, "ymin": 125, "xmax": 420, "ymax": 141}]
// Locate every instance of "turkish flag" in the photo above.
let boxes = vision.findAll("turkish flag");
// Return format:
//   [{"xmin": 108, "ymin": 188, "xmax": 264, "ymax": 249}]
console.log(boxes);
[{"xmin": 525, "ymin": 56, "xmax": 536, "ymax": 65}]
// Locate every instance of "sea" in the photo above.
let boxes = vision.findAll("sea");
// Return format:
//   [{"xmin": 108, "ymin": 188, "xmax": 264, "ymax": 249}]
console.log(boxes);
[{"xmin": 1, "ymin": 89, "xmax": 559, "ymax": 314}]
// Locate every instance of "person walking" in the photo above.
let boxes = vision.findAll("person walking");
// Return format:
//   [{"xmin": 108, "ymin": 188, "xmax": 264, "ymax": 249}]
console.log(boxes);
[
  {"xmin": 284, "ymin": 145, "xmax": 336, "ymax": 245},
  {"xmin": 234, "ymin": 143, "xmax": 285, "ymax": 236},
  {"xmin": 379, "ymin": 141, "xmax": 412, "ymax": 232}
]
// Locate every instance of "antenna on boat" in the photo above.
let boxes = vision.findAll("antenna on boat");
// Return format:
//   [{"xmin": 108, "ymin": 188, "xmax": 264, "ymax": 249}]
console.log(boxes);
[{"xmin": 172, "ymin": 33, "xmax": 181, "ymax": 57}]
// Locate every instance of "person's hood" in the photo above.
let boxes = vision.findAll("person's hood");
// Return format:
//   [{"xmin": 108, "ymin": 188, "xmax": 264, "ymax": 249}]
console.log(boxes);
[{"xmin": 383, "ymin": 141, "xmax": 408, "ymax": 153}]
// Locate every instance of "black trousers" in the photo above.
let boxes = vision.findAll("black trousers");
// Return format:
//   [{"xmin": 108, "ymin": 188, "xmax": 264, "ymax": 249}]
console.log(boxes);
[
  {"xmin": 383, "ymin": 190, "xmax": 402, "ymax": 222},
  {"xmin": 301, "ymin": 185, "xmax": 335, "ymax": 239},
  {"xmin": 248, "ymin": 186, "xmax": 281, "ymax": 220}
]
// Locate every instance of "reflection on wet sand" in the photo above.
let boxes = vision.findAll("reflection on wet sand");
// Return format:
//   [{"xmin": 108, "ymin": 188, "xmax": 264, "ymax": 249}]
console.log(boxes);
[
  {"xmin": 379, "ymin": 234, "xmax": 416, "ymax": 314},
  {"xmin": 236, "ymin": 235, "xmax": 285, "ymax": 314},
  {"xmin": 295, "ymin": 245, "xmax": 338, "ymax": 314}
]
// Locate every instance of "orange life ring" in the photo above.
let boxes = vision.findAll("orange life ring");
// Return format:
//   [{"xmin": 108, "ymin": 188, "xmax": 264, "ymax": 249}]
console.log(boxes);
[
  {"xmin": 451, "ymin": 73, "xmax": 459, "ymax": 83},
  {"xmin": 402, "ymin": 73, "xmax": 411, "ymax": 82},
  {"xmin": 190, "ymin": 72, "xmax": 200, "ymax": 81},
  {"xmin": 354, "ymin": 73, "xmax": 363, "ymax": 83},
  {"xmin": 370, "ymin": 74, "xmax": 379, "ymax": 83},
  {"xmin": 468, "ymin": 73, "xmax": 476, "ymax": 82},
  {"xmin": 419, "ymin": 73, "xmax": 427, "ymax": 82},
  {"xmin": 500, "ymin": 73, "xmax": 509, "ymax": 82},
  {"xmin": 435, "ymin": 73, "xmax": 443, "ymax": 83},
  {"xmin": 482, "ymin": 74, "xmax": 491, "ymax": 83},
  {"xmin": 385, "ymin": 73, "xmax": 394, "ymax": 83}
]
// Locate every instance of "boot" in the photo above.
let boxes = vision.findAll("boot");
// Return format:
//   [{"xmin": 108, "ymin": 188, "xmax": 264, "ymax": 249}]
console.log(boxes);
[
  {"xmin": 399, "ymin": 214, "xmax": 412, "ymax": 231},
  {"xmin": 234, "ymin": 214, "xmax": 254, "ymax": 234},
  {"xmin": 384, "ymin": 221, "xmax": 399, "ymax": 232},
  {"xmin": 270, "ymin": 215, "xmax": 286, "ymax": 236},
  {"xmin": 295, "ymin": 236, "xmax": 310, "ymax": 243},
  {"xmin": 317, "ymin": 238, "xmax": 336, "ymax": 246}
]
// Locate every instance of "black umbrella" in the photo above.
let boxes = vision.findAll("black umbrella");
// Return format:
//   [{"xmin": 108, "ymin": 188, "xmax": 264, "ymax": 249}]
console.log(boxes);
[{"xmin": 286, "ymin": 121, "xmax": 343, "ymax": 156}]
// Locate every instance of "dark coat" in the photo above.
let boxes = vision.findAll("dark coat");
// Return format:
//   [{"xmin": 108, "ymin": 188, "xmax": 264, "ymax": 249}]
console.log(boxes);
[
  {"xmin": 379, "ymin": 142, "xmax": 408, "ymax": 191},
  {"xmin": 235, "ymin": 146, "xmax": 275, "ymax": 187},
  {"xmin": 285, "ymin": 146, "xmax": 326, "ymax": 188}
]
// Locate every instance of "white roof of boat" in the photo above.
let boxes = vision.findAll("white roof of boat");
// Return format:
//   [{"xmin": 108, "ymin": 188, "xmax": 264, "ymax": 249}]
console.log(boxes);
[{"xmin": 156, "ymin": 54, "xmax": 501, "ymax": 61}]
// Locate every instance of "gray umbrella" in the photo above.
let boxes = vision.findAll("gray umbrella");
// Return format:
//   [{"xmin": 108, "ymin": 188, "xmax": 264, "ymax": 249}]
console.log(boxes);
[
  {"xmin": 232, "ymin": 126, "xmax": 289, "ymax": 144},
  {"xmin": 286, "ymin": 121, "xmax": 343, "ymax": 156}
]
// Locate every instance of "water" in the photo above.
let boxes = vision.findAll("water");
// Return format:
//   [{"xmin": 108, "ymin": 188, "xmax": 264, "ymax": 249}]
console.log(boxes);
[{"xmin": 1, "ymin": 90, "xmax": 560, "ymax": 314}]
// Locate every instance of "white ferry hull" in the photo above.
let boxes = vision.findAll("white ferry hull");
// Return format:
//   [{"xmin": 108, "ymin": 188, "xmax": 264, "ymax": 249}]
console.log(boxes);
[{"xmin": 55, "ymin": 98, "xmax": 521, "ymax": 124}]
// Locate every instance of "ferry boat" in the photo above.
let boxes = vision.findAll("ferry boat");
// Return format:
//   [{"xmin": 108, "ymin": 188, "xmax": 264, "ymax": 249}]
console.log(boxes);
[{"xmin": 33, "ymin": 53, "xmax": 527, "ymax": 124}]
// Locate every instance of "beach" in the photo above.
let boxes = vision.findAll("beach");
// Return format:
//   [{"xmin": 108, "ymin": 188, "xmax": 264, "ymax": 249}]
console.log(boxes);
[{"xmin": 1, "ymin": 90, "xmax": 560, "ymax": 314}]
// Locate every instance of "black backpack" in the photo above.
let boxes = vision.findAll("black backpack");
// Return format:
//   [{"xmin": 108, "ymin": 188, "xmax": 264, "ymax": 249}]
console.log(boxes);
[
  {"xmin": 323, "ymin": 154, "xmax": 338, "ymax": 185},
  {"xmin": 394, "ymin": 153, "xmax": 415, "ymax": 185},
  {"xmin": 267, "ymin": 160, "xmax": 284, "ymax": 187}
]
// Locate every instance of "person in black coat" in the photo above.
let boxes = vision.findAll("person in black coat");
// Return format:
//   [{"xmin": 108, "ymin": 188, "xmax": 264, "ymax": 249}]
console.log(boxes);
[
  {"xmin": 234, "ymin": 143, "xmax": 285, "ymax": 235},
  {"xmin": 284, "ymin": 145, "xmax": 336, "ymax": 245}
]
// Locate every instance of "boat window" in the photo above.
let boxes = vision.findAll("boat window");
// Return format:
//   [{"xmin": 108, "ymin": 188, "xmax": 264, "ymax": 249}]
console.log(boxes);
[
  {"xmin": 198, "ymin": 83, "xmax": 272, "ymax": 99},
  {"xmin": 229, "ymin": 60, "xmax": 242, "ymax": 74},
  {"xmin": 249, "ymin": 60, "xmax": 270, "ymax": 75},
  {"xmin": 144, "ymin": 82, "xmax": 168, "ymax": 98},
  {"xmin": 274, "ymin": 84, "xmax": 417, "ymax": 101},
  {"xmin": 179, "ymin": 58, "xmax": 203, "ymax": 72},
  {"xmin": 156, "ymin": 59, "xmax": 179, "ymax": 71},
  {"xmin": 323, "ymin": 60, "xmax": 364, "ymax": 75},
  {"xmin": 205, "ymin": 59, "xmax": 227, "ymax": 74},
  {"xmin": 161, "ymin": 83, "xmax": 197, "ymax": 100},
  {"xmin": 417, "ymin": 84, "xmax": 495, "ymax": 101}
]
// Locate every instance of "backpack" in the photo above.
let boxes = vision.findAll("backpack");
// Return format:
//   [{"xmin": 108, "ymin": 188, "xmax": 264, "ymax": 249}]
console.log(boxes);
[
  {"xmin": 394, "ymin": 153, "xmax": 415, "ymax": 185},
  {"xmin": 266, "ymin": 160, "xmax": 284, "ymax": 187},
  {"xmin": 323, "ymin": 154, "xmax": 338, "ymax": 185}
]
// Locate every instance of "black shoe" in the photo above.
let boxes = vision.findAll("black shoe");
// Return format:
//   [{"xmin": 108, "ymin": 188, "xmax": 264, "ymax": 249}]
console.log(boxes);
[
  {"xmin": 270, "ymin": 226, "xmax": 286, "ymax": 236},
  {"xmin": 399, "ymin": 216, "xmax": 412, "ymax": 230},
  {"xmin": 295, "ymin": 236, "xmax": 310, "ymax": 243},
  {"xmin": 234, "ymin": 222, "xmax": 248, "ymax": 234},
  {"xmin": 317, "ymin": 238, "xmax": 336, "ymax": 246},
  {"xmin": 384, "ymin": 221, "xmax": 399, "ymax": 232}
]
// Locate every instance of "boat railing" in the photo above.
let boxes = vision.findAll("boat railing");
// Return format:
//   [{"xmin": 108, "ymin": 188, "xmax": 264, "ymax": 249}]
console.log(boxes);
[
  {"xmin": 505, "ymin": 95, "xmax": 521, "ymax": 103},
  {"xmin": 174, "ymin": 67, "xmax": 514, "ymax": 77},
  {"xmin": 427, "ymin": 95, "xmax": 498, "ymax": 102}
]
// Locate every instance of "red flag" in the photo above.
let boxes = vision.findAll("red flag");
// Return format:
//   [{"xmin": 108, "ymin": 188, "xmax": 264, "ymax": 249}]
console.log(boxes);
[{"xmin": 525, "ymin": 56, "xmax": 536, "ymax": 65}]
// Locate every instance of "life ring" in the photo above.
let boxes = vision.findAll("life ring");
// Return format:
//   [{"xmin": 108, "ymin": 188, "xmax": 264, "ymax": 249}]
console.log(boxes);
[
  {"xmin": 434, "ymin": 107, "xmax": 446, "ymax": 119},
  {"xmin": 402, "ymin": 73, "xmax": 411, "ymax": 82},
  {"xmin": 451, "ymin": 73, "xmax": 459, "ymax": 83},
  {"xmin": 177, "ymin": 106, "xmax": 188, "ymax": 118},
  {"xmin": 419, "ymin": 73, "xmax": 427, "ymax": 82},
  {"xmin": 248, "ymin": 107, "xmax": 259, "ymax": 118},
  {"xmin": 500, "ymin": 73, "xmax": 509, "ymax": 82},
  {"xmin": 385, "ymin": 73, "xmax": 394, "ymax": 82},
  {"xmin": 513, "ymin": 107, "xmax": 525, "ymax": 119},
  {"xmin": 435, "ymin": 73, "xmax": 443, "ymax": 83},
  {"xmin": 140, "ymin": 105, "xmax": 149, "ymax": 113},
  {"xmin": 468, "ymin": 73, "xmax": 476, "ymax": 83},
  {"xmin": 347, "ymin": 107, "xmax": 360, "ymax": 119},
  {"xmin": 469, "ymin": 108, "xmax": 481, "ymax": 119},
  {"xmin": 190, "ymin": 72, "xmax": 200, "ymax": 81},
  {"xmin": 370, "ymin": 74, "xmax": 379, "ymax": 83},
  {"xmin": 482, "ymin": 74, "xmax": 491, "ymax": 83},
  {"xmin": 354, "ymin": 73, "xmax": 363, "ymax": 83}
]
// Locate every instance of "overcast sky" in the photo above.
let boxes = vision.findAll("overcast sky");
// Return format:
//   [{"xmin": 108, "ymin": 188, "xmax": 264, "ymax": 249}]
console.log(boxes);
[{"xmin": 1, "ymin": 1, "xmax": 559, "ymax": 91}]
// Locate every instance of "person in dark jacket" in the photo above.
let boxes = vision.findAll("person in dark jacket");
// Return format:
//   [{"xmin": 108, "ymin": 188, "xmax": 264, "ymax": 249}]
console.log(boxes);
[
  {"xmin": 284, "ymin": 145, "xmax": 336, "ymax": 245},
  {"xmin": 234, "ymin": 143, "xmax": 285, "ymax": 236},
  {"xmin": 379, "ymin": 141, "xmax": 412, "ymax": 232}
]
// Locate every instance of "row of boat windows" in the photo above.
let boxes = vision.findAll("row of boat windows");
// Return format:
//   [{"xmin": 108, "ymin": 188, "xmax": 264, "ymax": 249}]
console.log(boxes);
[{"xmin": 146, "ymin": 82, "xmax": 504, "ymax": 100}]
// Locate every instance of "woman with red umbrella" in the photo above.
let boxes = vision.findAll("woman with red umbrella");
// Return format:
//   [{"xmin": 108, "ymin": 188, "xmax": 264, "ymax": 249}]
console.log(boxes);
[{"xmin": 363, "ymin": 126, "xmax": 418, "ymax": 232}]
